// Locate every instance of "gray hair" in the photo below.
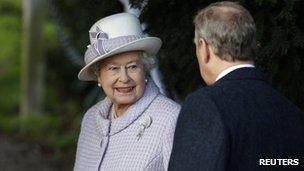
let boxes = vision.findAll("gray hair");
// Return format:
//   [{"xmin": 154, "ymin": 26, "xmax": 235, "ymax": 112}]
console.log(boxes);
[
  {"xmin": 194, "ymin": 1, "xmax": 257, "ymax": 61},
  {"xmin": 91, "ymin": 51, "xmax": 156, "ymax": 80},
  {"xmin": 139, "ymin": 51, "xmax": 156, "ymax": 71}
]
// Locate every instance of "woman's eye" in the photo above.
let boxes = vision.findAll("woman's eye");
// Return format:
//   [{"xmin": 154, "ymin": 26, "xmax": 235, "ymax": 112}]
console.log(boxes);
[
  {"xmin": 127, "ymin": 65, "xmax": 139, "ymax": 72},
  {"xmin": 128, "ymin": 65, "xmax": 137, "ymax": 69},
  {"xmin": 109, "ymin": 66, "xmax": 118, "ymax": 71}
]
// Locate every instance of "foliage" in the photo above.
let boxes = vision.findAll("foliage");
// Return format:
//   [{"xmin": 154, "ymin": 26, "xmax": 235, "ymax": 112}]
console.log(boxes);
[
  {"xmin": 130, "ymin": 0, "xmax": 304, "ymax": 109},
  {"xmin": 0, "ymin": 0, "xmax": 21, "ymax": 115},
  {"xmin": 0, "ymin": 114, "xmax": 81, "ymax": 158},
  {"xmin": 248, "ymin": 0, "xmax": 304, "ymax": 109},
  {"xmin": 0, "ymin": 0, "xmax": 123, "ymax": 162}
]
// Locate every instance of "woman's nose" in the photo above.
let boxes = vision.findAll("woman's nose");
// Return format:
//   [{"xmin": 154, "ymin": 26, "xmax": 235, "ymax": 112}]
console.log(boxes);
[{"xmin": 118, "ymin": 68, "xmax": 130, "ymax": 83}]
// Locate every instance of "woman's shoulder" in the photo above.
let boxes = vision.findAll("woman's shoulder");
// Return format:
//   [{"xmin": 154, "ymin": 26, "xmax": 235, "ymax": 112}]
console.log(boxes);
[
  {"xmin": 156, "ymin": 94, "xmax": 180, "ymax": 108},
  {"xmin": 83, "ymin": 100, "xmax": 102, "ymax": 114},
  {"xmin": 82, "ymin": 99, "xmax": 109, "ymax": 121},
  {"xmin": 149, "ymin": 94, "xmax": 181, "ymax": 119},
  {"xmin": 146, "ymin": 94, "xmax": 180, "ymax": 137}
]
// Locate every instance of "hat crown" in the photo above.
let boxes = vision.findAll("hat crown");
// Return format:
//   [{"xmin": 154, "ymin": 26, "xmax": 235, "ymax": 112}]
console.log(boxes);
[{"xmin": 89, "ymin": 13, "xmax": 143, "ymax": 44}]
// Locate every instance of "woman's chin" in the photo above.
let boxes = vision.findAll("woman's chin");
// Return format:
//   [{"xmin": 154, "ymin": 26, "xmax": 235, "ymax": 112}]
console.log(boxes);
[{"xmin": 113, "ymin": 97, "xmax": 138, "ymax": 106}]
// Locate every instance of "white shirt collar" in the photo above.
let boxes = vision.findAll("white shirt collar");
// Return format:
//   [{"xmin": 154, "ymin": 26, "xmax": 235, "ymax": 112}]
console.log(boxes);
[{"xmin": 215, "ymin": 64, "xmax": 255, "ymax": 81}]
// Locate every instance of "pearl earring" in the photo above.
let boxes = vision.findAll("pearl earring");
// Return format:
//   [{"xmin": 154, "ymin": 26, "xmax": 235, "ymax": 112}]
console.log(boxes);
[
  {"xmin": 145, "ymin": 79, "xmax": 148, "ymax": 83},
  {"xmin": 98, "ymin": 83, "xmax": 101, "ymax": 87}
]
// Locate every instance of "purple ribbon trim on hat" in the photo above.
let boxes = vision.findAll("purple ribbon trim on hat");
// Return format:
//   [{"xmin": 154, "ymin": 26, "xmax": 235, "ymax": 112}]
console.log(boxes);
[
  {"xmin": 84, "ymin": 34, "xmax": 143, "ymax": 65},
  {"xmin": 89, "ymin": 26, "xmax": 108, "ymax": 40}
]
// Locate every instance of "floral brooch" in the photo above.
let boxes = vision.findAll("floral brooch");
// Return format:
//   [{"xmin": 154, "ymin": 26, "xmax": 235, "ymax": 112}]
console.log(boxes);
[{"xmin": 137, "ymin": 115, "xmax": 152, "ymax": 140}]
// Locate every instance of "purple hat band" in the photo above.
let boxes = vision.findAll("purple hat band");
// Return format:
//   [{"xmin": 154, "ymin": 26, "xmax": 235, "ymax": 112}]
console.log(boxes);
[{"xmin": 84, "ymin": 26, "xmax": 143, "ymax": 65}]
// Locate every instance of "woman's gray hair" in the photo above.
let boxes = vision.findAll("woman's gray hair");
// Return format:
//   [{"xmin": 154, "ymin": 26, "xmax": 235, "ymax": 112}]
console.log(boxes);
[
  {"xmin": 91, "ymin": 51, "xmax": 156, "ymax": 80},
  {"xmin": 139, "ymin": 51, "xmax": 156, "ymax": 71},
  {"xmin": 194, "ymin": 1, "xmax": 257, "ymax": 61}
]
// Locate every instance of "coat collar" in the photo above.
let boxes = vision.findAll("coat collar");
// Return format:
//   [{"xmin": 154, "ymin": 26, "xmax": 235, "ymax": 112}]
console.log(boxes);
[
  {"xmin": 215, "ymin": 67, "xmax": 265, "ymax": 84},
  {"xmin": 215, "ymin": 64, "xmax": 255, "ymax": 81},
  {"xmin": 93, "ymin": 79, "xmax": 160, "ymax": 137}
]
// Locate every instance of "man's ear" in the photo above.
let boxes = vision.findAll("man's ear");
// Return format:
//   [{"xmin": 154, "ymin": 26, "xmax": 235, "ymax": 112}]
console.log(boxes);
[{"xmin": 198, "ymin": 38, "xmax": 210, "ymax": 64}]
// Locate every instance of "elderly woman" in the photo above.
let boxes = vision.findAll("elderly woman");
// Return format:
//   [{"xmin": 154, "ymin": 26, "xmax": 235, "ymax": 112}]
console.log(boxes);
[{"xmin": 74, "ymin": 13, "xmax": 180, "ymax": 171}]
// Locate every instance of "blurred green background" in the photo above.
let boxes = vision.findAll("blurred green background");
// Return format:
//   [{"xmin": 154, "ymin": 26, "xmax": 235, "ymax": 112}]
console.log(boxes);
[{"xmin": 0, "ymin": 0, "xmax": 303, "ymax": 170}]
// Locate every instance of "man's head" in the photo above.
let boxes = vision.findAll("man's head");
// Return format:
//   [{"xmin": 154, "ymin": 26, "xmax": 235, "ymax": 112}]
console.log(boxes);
[{"xmin": 193, "ymin": 1, "xmax": 256, "ymax": 85}]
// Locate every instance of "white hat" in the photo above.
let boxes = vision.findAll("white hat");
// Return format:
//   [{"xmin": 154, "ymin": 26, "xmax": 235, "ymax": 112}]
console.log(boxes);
[{"xmin": 78, "ymin": 13, "xmax": 162, "ymax": 81}]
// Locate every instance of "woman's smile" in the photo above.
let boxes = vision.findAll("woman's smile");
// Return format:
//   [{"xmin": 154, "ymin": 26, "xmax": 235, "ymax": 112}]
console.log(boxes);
[{"xmin": 115, "ymin": 86, "xmax": 135, "ymax": 94}]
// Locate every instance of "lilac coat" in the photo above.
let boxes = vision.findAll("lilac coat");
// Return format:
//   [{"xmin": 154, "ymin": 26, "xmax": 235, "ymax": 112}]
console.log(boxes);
[{"xmin": 74, "ymin": 80, "xmax": 180, "ymax": 171}]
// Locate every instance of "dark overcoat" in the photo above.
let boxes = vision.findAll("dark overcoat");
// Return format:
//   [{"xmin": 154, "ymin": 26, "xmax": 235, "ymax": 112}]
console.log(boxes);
[{"xmin": 169, "ymin": 68, "xmax": 304, "ymax": 171}]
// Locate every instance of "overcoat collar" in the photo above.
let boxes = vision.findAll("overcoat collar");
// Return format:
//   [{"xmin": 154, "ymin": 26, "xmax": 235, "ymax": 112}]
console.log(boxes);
[
  {"xmin": 215, "ymin": 67, "xmax": 265, "ymax": 84},
  {"xmin": 93, "ymin": 79, "xmax": 160, "ymax": 137}
]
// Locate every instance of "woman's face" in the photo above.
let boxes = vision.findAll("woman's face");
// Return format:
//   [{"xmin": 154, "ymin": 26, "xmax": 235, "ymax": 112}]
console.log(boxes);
[{"xmin": 97, "ymin": 51, "xmax": 146, "ymax": 107}]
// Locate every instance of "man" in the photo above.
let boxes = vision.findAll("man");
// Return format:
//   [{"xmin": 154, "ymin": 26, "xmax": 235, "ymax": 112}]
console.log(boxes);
[{"xmin": 169, "ymin": 1, "xmax": 304, "ymax": 171}]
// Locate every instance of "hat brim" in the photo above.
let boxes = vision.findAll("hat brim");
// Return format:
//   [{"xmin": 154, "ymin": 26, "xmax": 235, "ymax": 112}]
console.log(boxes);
[{"xmin": 78, "ymin": 37, "xmax": 162, "ymax": 81}]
